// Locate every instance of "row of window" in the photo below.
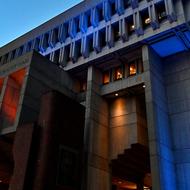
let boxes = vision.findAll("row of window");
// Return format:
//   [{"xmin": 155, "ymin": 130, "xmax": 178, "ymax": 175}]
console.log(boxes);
[
  {"xmin": 78, "ymin": 58, "xmax": 143, "ymax": 93},
  {"xmin": 0, "ymin": 0, "xmax": 167, "ymax": 66},
  {"xmin": 0, "ymin": 41, "xmax": 34, "ymax": 65},
  {"xmin": 102, "ymin": 58, "xmax": 143, "ymax": 84},
  {"xmin": 46, "ymin": 0, "xmax": 166, "ymax": 65}
]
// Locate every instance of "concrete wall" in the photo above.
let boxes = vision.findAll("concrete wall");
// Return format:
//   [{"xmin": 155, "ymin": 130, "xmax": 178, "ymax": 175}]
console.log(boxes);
[
  {"xmin": 19, "ymin": 52, "xmax": 77, "ymax": 126},
  {"xmin": 164, "ymin": 51, "xmax": 190, "ymax": 189},
  {"xmin": 110, "ymin": 96, "xmax": 137, "ymax": 159},
  {"xmin": 84, "ymin": 66, "xmax": 110, "ymax": 190},
  {"xmin": 109, "ymin": 95, "xmax": 148, "ymax": 159},
  {"xmin": 136, "ymin": 95, "xmax": 148, "ymax": 147},
  {"xmin": 143, "ymin": 46, "xmax": 176, "ymax": 190}
]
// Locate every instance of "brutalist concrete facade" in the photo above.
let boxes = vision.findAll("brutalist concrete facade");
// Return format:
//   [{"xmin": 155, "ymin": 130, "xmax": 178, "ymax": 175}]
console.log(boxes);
[{"xmin": 0, "ymin": 0, "xmax": 190, "ymax": 190}]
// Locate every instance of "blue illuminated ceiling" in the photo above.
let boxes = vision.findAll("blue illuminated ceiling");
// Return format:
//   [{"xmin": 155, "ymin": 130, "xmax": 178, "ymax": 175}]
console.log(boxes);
[
  {"xmin": 184, "ymin": 31, "xmax": 190, "ymax": 42},
  {"xmin": 148, "ymin": 30, "xmax": 190, "ymax": 58},
  {"xmin": 150, "ymin": 36, "xmax": 187, "ymax": 57}
]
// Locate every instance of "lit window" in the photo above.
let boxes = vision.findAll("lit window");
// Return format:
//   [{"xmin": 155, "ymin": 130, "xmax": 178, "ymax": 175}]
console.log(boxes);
[
  {"xmin": 145, "ymin": 17, "xmax": 151, "ymax": 24},
  {"xmin": 129, "ymin": 63, "xmax": 136, "ymax": 76},
  {"xmin": 126, "ymin": 15, "xmax": 135, "ymax": 35},
  {"xmin": 0, "ymin": 68, "xmax": 26, "ymax": 128},
  {"xmin": 103, "ymin": 71, "xmax": 110, "ymax": 84},
  {"xmin": 114, "ymin": 67, "xmax": 123, "ymax": 80},
  {"xmin": 130, "ymin": 24, "xmax": 135, "ymax": 31},
  {"xmin": 141, "ymin": 8, "xmax": 151, "ymax": 29}
]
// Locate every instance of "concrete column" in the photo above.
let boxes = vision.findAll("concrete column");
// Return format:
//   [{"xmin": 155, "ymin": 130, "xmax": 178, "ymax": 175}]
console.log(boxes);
[
  {"xmin": 9, "ymin": 124, "xmax": 34, "ymax": 190},
  {"xmin": 106, "ymin": 24, "xmax": 114, "ymax": 48},
  {"xmin": 148, "ymin": 2, "xmax": 159, "ymax": 30},
  {"xmin": 133, "ymin": 11, "xmax": 143, "ymax": 36},
  {"xmin": 93, "ymin": 31, "xmax": 101, "ymax": 53},
  {"xmin": 142, "ymin": 45, "xmax": 176, "ymax": 190},
  {"xmin": 164, "ymin": 0, "xmax": 176, "ymax": 22},
  {"xmin": 83, "ymin": 66, "xmax": 110, "ymax": 190},
  {"xmin": 119, "ymin": 18, "xmax": 128, "ymax": 42},
  {"xmin": 163, "ymin": 52, "xmax": 190, "ymax": 189}
]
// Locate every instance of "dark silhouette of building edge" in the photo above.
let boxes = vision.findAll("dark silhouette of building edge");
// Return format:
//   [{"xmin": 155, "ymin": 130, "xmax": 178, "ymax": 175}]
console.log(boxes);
[{"xmin": 0, "ymin": 0, "xmax": 190, "ymax": 190}]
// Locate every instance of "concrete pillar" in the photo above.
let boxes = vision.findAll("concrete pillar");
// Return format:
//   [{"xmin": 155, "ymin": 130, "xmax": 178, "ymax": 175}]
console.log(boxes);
[
  {"xmin": 148, "ymin": 2, "xmax": 159, "ymax": 30},
  {"xmin": 83, "ymin": 66, "xmax": 110, "ymax": 190},
  {"xmin": 133, "ymin": 11, "xmax": 143, "ymax": 36},
  {"xmin": 163, "ymin": 52, "xmax": 190, "ymax": 189},
  {"xmin": 164, "ymin": 0, "xmax": 176, "ymax": 22},
  {"xmin": 9, "ymin": 124, "xmax": 34, "ymax": 190},
  {"xmin": 142, "ymin": 45, "xmax": 176, "ymax": 190},
  {"xmin": 106, "ymin": 24, "xmax": 114, "ymax": 48},
  {"xmin": 119, "ymin": 18, "xmax": 128, "ymax": 42}
]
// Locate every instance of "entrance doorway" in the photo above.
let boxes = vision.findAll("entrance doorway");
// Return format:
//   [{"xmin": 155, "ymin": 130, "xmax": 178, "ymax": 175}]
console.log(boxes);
[{"xmin": 111, "ymin": 143, "xmax": 151, "ymax": 190}]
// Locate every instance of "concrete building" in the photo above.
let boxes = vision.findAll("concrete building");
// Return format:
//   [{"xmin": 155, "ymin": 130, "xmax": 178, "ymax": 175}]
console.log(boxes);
[{"xmin": 0, "ymin": 0, "xmax": 190, "ymax": 189}]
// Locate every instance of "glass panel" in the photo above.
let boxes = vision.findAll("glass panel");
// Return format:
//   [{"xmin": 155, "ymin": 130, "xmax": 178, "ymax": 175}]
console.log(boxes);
[
  {"xmin": 103, "ymin": 71, "xmax": 110, "ymax": 84},
  {"xmin": 129, "ymin": 63, "xmax": 136, "ymax": 76},
  {"xmin": 114, "ymin": 67, "xmax": 123, "ymax": 80},
  {"xmin": 0, "ymin": 68, "xmax": 26, "ymax": 129}
]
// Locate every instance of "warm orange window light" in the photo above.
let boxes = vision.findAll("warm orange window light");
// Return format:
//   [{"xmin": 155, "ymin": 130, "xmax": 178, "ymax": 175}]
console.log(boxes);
[
  {"xmin": 114, "ymin": 67, "xmax": 123, "ymax": 80},
  {"xmin": 129, "ymin": 63, "xmax": 136, "ymax": 76},
  {"xmin": 0, "ymin": 68, "xmax": 26, "ymax": 128},
  {"xmin": 103, "ymin": 71, "xmax": 110, "ymax": 84}
]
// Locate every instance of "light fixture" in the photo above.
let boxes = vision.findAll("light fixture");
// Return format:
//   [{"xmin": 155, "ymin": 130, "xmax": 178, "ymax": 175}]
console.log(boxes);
[
  {"xmin": 145, "ymin": 18, "xmax": 151, "ymax": 24},
  {"xmin": 118, "ymin": 181, "xmax": 122, "ymax": 184},
  {"xmin": 115, "ymin": 93, "xmax": 119, "ymax": 97},
  {"xmin": 0, "ymin": 180, "xmax": 2, "ymax": 183},
  {"xmin": 143, "ymin": 84, "xmax": 146, "ymax": 88},
  {"xmin": 130, "ymin": 25, "xmax": 135, "ymax": 32}
]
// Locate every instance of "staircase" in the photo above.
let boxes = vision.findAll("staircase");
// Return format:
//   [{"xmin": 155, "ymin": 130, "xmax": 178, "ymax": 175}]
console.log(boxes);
[{"xmin": 112, "ymin": 143, "xmax": 150, "ymax": 186}]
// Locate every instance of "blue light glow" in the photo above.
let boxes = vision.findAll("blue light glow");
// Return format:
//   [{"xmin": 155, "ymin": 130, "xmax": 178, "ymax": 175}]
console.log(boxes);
[
  {"xmin": 184, "ymin": 31, "xmax": 190, "ymax": 42},
  {"xmin": 150, "ymin": 36, "xmax": 186, "ymax": 57}
]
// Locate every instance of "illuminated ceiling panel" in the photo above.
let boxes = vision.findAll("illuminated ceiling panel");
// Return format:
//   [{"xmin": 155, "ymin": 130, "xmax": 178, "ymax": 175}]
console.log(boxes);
[
  {"xmin": 150, "ymin": 36, "xmax": 186, "ymax": 57},
  {"xmin": 184, "ymin": 31, "xmax": 190, "ymax": 42}
]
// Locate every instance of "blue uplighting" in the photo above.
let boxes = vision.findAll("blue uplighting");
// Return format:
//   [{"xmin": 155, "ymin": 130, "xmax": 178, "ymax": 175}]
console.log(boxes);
[
  {"xmin": 151, "ymin": 36, "xmax": 186, "ymax": 57},
  {"xmin": 184, "ymin": 31, "xmax": 190, "ymax": 42}
]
